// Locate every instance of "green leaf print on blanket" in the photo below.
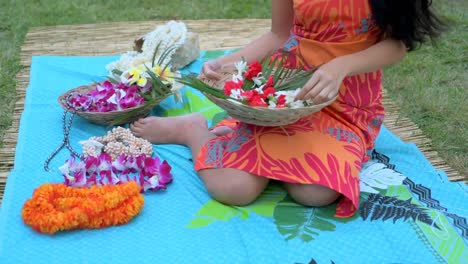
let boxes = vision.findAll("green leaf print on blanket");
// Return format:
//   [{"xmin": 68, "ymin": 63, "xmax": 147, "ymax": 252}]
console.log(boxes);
[
  {"xmin": 162, "ymin": 89, "xmax": 223, "ymax": 123},
  {"xmin": 386, "ymin": 185, "xmax": 468, "ymax": 263},
  {"xmin": 186, "ymin": 184, "xmax": 286, "ymax": 228},
  {"xmin": 201, "ymin": 49, "xmax": 234, "ymax": 60},
  {"xmin": 273, "ymin": 195, "xmax": 356, "ymax": 242},
  {"xmin": 187, "ymin": 183, "xmax": 357, "ymax": 242}
]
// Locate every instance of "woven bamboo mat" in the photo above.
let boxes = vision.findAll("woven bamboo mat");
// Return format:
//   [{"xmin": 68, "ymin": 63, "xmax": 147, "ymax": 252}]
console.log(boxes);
[{"xmin": 0, "ymin": 19, "xmax": 464, "ymax": 204}]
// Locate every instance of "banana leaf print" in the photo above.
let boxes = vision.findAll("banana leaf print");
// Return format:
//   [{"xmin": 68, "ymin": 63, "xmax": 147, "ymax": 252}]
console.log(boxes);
[
  {"xmin": 273, "ymin": 195, "xmax": 356, "ymax": 242},
  {"xmin": 360, "ymin": 193, "xmax": 439, "ymax": 229},
  {"xmin": 187, "ymin": 184, "xmax": 286, "ymax": 228}
]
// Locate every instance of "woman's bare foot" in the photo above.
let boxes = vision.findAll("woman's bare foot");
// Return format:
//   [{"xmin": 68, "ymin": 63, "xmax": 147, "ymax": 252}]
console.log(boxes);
[
  {"xmin": 210, "ymin": 126, "xmax": 234, "ymax": 136},
  {"xmin": 130, "ymin": 113, "xmax": 208, "ymax": 145}
]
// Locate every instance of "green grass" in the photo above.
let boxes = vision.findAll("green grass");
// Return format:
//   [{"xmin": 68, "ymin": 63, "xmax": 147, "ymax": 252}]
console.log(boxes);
[
  {"xmin": 383, "ymin": 0, "xmax": 468, "ymax": 175},
  {"xmin": 0, "ymin": 0, "xmax": 466, "ymax": 176}
]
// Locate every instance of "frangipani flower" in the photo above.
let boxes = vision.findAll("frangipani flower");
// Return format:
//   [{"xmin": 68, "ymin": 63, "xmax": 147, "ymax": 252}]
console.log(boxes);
[
  {"xmin": 153, "ymin": 64, "xmax": 174, "ymax": 80},
  {"xmin": 120, "ymin": 68, "xmax": 147, "ymax": 87}
]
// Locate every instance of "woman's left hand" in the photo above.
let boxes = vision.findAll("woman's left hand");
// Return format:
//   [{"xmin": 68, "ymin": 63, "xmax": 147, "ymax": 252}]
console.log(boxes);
[{"xmin": 294, "ymin": 58, "xmax": 349, "ymax": 104}]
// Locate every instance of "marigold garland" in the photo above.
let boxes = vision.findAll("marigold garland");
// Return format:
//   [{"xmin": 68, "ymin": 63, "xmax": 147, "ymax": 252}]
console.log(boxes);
[{"xmin": 21, "ymin": 181, "xmax": 144, "ymax": 234}]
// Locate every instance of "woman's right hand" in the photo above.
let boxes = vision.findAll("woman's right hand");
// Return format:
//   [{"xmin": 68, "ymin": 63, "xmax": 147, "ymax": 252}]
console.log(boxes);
[{"xmin": 198, "ymin": 60, "xmax": 223, "ymax": 80}]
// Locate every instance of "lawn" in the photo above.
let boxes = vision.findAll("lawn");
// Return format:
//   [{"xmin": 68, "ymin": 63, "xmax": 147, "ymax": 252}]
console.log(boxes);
[{"xmin": 0, "ymin": 0, "xmax": 466, "ymax": 176}]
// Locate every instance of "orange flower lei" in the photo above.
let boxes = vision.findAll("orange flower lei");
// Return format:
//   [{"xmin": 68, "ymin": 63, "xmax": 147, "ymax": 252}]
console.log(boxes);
[{"xmin": 21, "ymin": 181, "xmax": 144, "ymax": 234}]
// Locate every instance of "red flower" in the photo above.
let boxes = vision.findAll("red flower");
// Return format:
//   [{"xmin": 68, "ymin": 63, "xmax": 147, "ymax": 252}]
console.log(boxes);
[
  {"xmin": 244, "ymin": 61, "xmax": 262, "ymax": 80},
  {"xmin": 263, "ymin": 86, "xmax": 276, "ymax": 97},
  {"xmin": 223, "ymin": 80, "xmax": 243, "ymax": 95},
  {"xmin": 249, "ymin": 95, "xmax": 268, "ymax": 107},
  {"xmin": 265, "ymin": 75, "xmax": 274, "ymax": 87},
  {"xmin": 276, "ymin": 94, "xmax": 287, "ymax": 107}
]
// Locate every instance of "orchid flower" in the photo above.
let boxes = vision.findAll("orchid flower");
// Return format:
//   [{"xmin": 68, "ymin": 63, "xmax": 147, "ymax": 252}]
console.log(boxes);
[
  {"xmin": 60, "ymin": 153, "xmax": 173, "ymax": 192},
  {"xmin": 232, "ymin": 60, "xmax": 247, "ymax": 82}
]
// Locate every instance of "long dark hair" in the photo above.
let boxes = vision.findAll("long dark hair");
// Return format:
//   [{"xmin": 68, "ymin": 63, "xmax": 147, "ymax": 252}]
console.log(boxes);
[{"xmin": 369, "ymin": 0, "xmax": 445, "ymax": 51}]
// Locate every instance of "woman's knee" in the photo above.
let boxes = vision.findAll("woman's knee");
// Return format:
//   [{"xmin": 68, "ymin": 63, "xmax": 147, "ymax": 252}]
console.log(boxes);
[
  {"xmin": 200, "ymin": 168, "xmax": 269, "ymax": 206},
  {"xmin": 284, "ymin": 183, "xmax": 341, "ymax": 207}
]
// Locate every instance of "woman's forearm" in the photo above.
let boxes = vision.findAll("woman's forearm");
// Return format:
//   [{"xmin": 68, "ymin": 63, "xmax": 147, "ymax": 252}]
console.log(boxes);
[
  {"xmin": 215, "ymin": 31, "xmax": 290, "ymax": 67},
  {"xmin": 338, "ymin": 38, "xmax": 407, "ymax": 77},
  {"xmin": 295, "ymin": 38, "xmax": 407, "ymax": 102},
  {"xmin": 214, "ymin": 0, "xmax": 294, "ymax": 67}
]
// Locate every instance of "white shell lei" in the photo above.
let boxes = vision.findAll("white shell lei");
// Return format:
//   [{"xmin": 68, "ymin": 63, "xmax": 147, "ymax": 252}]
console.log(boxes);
[
  {"xmin": 105, "ymin": 21, "xmax": 188, "ymax": 74},
  {"xmin": 80, "ymin": 127, "xmax": 153, "ymax": 159}
]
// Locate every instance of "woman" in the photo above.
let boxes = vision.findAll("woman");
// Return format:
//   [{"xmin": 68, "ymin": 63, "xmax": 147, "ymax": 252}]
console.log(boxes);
[{"xmin": 131, "ymin": 0, "xmax": 444, "ymax": 217}]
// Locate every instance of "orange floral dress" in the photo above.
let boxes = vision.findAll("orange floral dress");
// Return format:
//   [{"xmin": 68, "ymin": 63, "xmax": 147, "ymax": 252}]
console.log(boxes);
[{"xmin": 195, "ymin": 0, "xmax": 385, "ymax": 218}]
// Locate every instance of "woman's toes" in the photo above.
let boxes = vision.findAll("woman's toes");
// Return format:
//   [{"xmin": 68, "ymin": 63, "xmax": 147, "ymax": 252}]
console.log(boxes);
[{"xmin": 211, "ymin": 126, "xmax": 233, "ymax": 136}]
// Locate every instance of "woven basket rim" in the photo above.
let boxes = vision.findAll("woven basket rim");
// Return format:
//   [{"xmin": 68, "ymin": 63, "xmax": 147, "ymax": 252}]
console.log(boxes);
[
  {"xmin": 199, "ymin": 70, "xmax": 335, "ymax": 126},
  {"xmin": 57, "ymin": 83, "xmax": 163, "ymax": 115},
  {"xmin": 57, "ymin": 82, "xmax": 169, "ymax": 125}
]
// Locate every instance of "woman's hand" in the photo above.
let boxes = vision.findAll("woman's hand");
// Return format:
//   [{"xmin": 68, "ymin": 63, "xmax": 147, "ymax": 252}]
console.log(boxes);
[
  {"xmin": 198, "ymin": 60, "xmax": 223, "ymax": 80},
  {"xmin": 295, "ymin": 58, "xmax": 349, "ymax": 104}
]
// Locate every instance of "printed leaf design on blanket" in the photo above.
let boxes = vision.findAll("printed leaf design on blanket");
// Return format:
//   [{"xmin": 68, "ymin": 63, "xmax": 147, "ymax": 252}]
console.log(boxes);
[
  {"xmin": 186, "ymin": 199, "xmax": 250, "ymax": 228},
  {"xmin": 359, "ymin": 161, "xmax": 406, "ymax": 194},
  {"xmin": 163, "ymin": 89, "xmax": 223, "ymax": 123},
  {"xmin": 386, "ymin": 184, "xmax": 468, "ymax": 263},
  {"xmin": 186, "ymin": 184, "xmax": 286, "ymax": 228},
  {"xmin": 273, "ymin": 195, "xmax": 355, "ymax": 242},
  {"xmin": 360, "ymin": 193, "xmax": 439, "ymax": 229},
  {"xmin": 211, "ymin": 111, "xmax": 228, "ymax": 127},
  {"xmin": 202, "ymin": 50, "xmax": 233, "ymax": 60}
]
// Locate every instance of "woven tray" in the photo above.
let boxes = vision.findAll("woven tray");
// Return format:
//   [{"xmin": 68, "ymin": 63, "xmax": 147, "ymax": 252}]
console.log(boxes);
[
  {"xmin": 58, "ymin": 84, "xmax": 167, "ymax": 126},
  {"xmin": 200, "ymin": 72, "xmax": 335, "ymax": 126}
]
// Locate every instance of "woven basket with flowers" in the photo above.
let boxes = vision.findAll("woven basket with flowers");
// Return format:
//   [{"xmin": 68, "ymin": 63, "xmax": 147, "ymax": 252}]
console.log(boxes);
[
  {"xmin": 58, "ymin": 44, "xmax": 183, "ymax": 126},
  {"xmin": 177, "ymin": 55, "xmax": 335, "ymax": 127}
]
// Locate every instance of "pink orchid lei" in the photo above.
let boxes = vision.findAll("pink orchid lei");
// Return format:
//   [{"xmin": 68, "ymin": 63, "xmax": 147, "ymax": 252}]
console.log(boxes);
[
  {"xmin": 223, "ymin": 61, "xmax": 313, "ymax": 109},
  {"xmin": 59, "ymin": 153, "xmax": 173, "ymax": 192},
  {"xmin": 67, "ymin": 65, "xmax": 182, "ymax": 112},
  {"xmin": 68, "ymin": 80, "xmax": 147, "ymax": 112}
]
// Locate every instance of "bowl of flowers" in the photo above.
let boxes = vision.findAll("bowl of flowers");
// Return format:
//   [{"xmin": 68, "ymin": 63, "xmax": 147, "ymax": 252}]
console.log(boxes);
[
  {"xmin": 177, "ymin": 56, "xmax": 336, "ymax": 127},
  {"xmin": 58, "ymin": 46, "xmax": 183, "ymax": 126}
]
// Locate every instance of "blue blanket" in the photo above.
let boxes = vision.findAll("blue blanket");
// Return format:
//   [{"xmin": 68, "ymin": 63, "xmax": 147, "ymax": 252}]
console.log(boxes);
[{"xmin": 0, "ymin": 52, "xmax": 467, "ymax": 264}]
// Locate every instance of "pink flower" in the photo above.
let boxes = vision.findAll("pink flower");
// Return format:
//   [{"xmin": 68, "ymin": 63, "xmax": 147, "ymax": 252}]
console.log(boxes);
[
  {"xmin": 159, "ymin": 160, "xmax": 173, "ymax": 185},
  {"xmin": 60, "ymin": 153, "xmax": 173, "ymax": 192}
]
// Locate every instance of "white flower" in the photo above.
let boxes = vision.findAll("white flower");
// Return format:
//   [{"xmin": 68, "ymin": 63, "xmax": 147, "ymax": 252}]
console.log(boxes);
[
  {"xmin": 359, "ymin": 161, "xmax": 407, "ymax": 193},
  {"xmin": 232, "ymin": 60, "xmax": 247, "ymax": 82},
  {"xmin": 230, "ymin": 88, "xmax": 243, "ymax": 100},
  {"xmin": 252, "ymin": 75, "xmax": 264, "ymax": 86},
  {"xmin": 170, "ymin": 72, "xmax": 184, "ymax": 103},
  {"xmin": 79, "ymin": 139, "xmax": 105, "ymax": 155}
]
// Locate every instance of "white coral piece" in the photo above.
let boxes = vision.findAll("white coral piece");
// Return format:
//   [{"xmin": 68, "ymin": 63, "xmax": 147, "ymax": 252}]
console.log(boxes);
[{"xmin": 106, "ymin": 21, "xmax": 188, "ymax": 74}]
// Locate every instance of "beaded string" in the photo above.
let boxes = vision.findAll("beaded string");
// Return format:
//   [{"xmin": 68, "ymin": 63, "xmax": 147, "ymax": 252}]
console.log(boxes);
[{"xmin": 44, "ymin": 94, "xmax": 90, "ymax": 172}]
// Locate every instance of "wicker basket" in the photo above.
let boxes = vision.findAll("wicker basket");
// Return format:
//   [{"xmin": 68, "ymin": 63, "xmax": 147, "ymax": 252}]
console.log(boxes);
[
  {"xmin": 200, "ymin": 72, "xmax": 335, "ymax": 127},
  {"xmin": 58, "ymin": 84, "xmax": 168, "ymax": 126}
]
